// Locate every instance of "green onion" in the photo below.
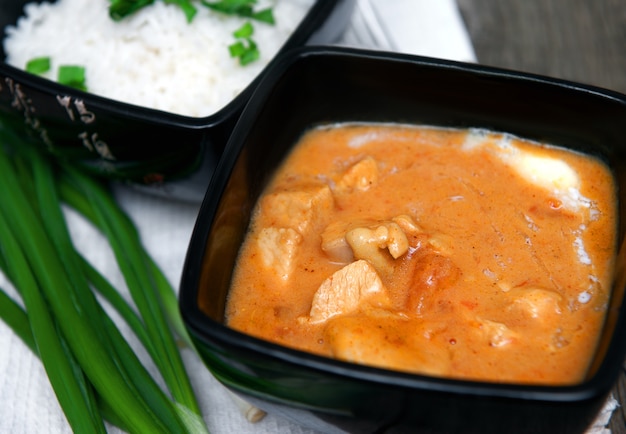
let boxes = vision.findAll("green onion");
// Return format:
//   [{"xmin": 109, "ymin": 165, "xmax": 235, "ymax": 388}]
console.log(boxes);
[
  {"xmin": 0, "ymin": 283, "xmax": 136, "ymax": 433},
  {"xmin": 0, "ymin": 149, "xmax": 171, "ymax": 433},
  {"xmin": 165, "ymin": 0, "xmax": 198, "ymax": 22},
  {"xmin": 0, "ymin": 196, "xmax": 108, "ymax": 433},
  {"xmin": 25, "ymin": 57, "xmax": 89, "ymax": 91},
  {"xmin": 57, "ymin": 65, "xmax": 87, "ymax": 91},
  {"xmin": 62, "ymin": 166, "xmax": 205, "ymax": 426},
  {"xmin": 249, "ymin": 7, "xmax": 274, "ymax": 24},
  {"xmin": 25, "ymin": 56, "xmax": 51, "ymax": 75},
  {"xmin": 29, "ymin": 157, "xmax": 184, "ymax": 433},
  {"xmin": 110, "ymin": 0, "xmax": 274, "ymax": 23},
  {"xmin": 229, "ymin": 21, "xmax": 259, "ymax": 65},
  {"xmin": 233, "ymin": 20, "xmax": 253, "ymax": 38},
  {"xmin": 78, "ymin": 254, "xmax": 153, "ymax": 349},
  {"xmin": 202, "ymin": 0, "xmax": 275, "ymax": 24},
  {"xmin": 0, "ymin": 126, "xmax": 211, "ymax": 433},
  {"xmin": 0, "ymin": 287, "xmax": 35, "ymax": 354},
  {"xmin": 107, "ymin": 0, "xmax": 273, "ymax": 64},
  {"xmin": 109, "ymin": 0, "xmax": 155, "ymax": 21}
]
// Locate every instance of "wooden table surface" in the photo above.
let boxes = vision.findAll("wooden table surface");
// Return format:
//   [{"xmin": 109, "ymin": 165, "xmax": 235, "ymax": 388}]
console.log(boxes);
[{"xmin": 456, "ymin": 0, "xmax": 626, "ymax": 431}]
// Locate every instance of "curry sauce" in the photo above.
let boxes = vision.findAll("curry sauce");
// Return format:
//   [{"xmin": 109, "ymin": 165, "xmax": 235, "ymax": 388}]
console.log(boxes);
[{"xmin": 226, "ymin": 124, "xmax": 616, "ymax": 385}]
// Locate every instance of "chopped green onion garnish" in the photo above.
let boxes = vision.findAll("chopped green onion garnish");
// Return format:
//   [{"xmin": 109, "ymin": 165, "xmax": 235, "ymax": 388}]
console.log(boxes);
[
  {"xmin": 164, "ymin": 0, "xmax": 197, "ymax": 22},
  {"xmin": 228, "ymin": 41, "xmax": 246, "ymax": 57},
  {"xmin": 57, "ymin": 65, "xmax": 87, "ymax": 91},
  {"xmin": 108, "ymin": 0, "xmax": 155, "ymax": 21},
  {"xmin": 25, "ymin": 56, "xmax": 51, "ymax": 75},
  {"xmin": 110, "ymin": 0, "xmax": 274, "ymax": 24},
  {"xmin": 239, "ymin": 40, "xmax": 259, "ymax": 65},
  {"xmin": 229, "ymin": 21, "xmax": 260, "ymax": 65},
  {"xmin": 202, "ymin": 0, "xmax": 275, "ymax": 24},
  {"xmin": 106, "ymin": 0, "xmax": 274, "ymax": 65},
  {"xmin": 233, "ymin": 20, "xmax": 253, "ymax": 38},
  {"xmin": 25, "ymin": 57, "xmax": 88, "ymax": 90},
  {"xmin": 250, "ymin": 7, "xmax": 274, "ymax": 24}
]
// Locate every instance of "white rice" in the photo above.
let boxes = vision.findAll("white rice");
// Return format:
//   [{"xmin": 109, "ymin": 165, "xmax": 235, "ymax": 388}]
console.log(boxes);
[{"xmin": 3, "ymin": 0, "xmax": 314, "ymax": 117}]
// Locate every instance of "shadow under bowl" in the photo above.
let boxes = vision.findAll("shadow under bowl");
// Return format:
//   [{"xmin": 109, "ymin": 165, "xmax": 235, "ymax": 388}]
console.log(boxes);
[
  {"xmin": 179, "ymin": 46, "xmax": 626, "ymax": 433},
  {"xmin": 0, "ymin": 0, "xmax": 355, "ymax": 201}
]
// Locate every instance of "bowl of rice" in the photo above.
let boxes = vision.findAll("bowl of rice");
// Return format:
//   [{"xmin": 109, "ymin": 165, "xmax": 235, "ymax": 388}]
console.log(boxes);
[{"xmin": 0, "ymin": 0, "xmax": 355, "ymax": 201}]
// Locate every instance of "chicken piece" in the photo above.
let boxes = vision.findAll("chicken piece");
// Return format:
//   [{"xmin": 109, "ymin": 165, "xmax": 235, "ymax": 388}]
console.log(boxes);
[
  {"xmin": 506, "ymin": 288, "xmax": 563, "ymax": 322},
  {"xmin": 258, "ymin": 184, "xmax": 334, "ymax": 234},
  {"xmin": 335, "ymin": 156, "xmax": 379, "ymax": 194},
  {"xmin": 502, "ymin": 288, "xmax": 568, "ymax": 352},
  {"xmin": 324, "ymin": 314, "xmax": 451, "ymax": 376},
  {"xmin": 256, "ymin": 227, "xmax": 302, "ymax": 281},
  {"xmin": 473, "ymin": 317, "xmax": 517, "ymax": 348},
  {"xmin": 308, "ymin": 260, "xmax": 390, "ymax": 324}
]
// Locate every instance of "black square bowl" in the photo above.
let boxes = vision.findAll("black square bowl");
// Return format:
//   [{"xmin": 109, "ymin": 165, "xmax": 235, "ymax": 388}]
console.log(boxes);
[
  {"xmin": 179, "ymin": 46, "xmax": 626, "ymax": 433},
  {"xmin": 0, "ymin": 0, "xmax": 355, "ymax": 201}
]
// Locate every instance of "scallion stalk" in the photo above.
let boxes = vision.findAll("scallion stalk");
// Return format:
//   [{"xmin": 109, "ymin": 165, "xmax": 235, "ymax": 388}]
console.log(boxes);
[
  {"xmin": 0, "ymin": 148, "xmax": 174, "ymax": 433},
  {"xmin": 0, "ymin": 207, "xmax": 107, "ymax": 434},
  {"xmin": 0, "ymin": 122, "xmax": 213, "ymax": 433},
  {"xmin": 78, "ymin": 254, "xmax": 152, "ymax": 350},
  {"xmin": 62, "ymin": 166, "xmax": 206, "ymax": 428},
  {"xmin": 57, "ymin": 174, "xmax": 194, "ymax": 348},
  {"xmin": 38, "ymin": 153, "xmax": 194, "ymax": 432},
  {"xmin": 0, "ymin": 287, "xmax": 36, "ymax": 354}
]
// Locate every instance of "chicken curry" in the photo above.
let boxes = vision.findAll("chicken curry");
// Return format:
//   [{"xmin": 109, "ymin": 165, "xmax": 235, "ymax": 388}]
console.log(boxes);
[{"xmin": 225, "ymin": 124, "xmax": 616, "ymax": 385}]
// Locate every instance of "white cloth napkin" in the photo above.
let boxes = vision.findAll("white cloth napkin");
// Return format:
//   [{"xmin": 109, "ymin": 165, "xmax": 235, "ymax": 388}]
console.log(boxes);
[
  {"xmin": 0, "ymin": 1, "xmax": 617, "ymax": 433},
  {"xmin": 341, "ymin": 0, "xmax": 476, "ymax": 62}
]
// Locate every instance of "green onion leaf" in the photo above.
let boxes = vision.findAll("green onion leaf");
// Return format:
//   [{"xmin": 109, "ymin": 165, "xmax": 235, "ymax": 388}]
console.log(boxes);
[
  {"xmin": 62, "ymin": 165, "xmax": 207, "ymax": 431},
  {"xmin": 201, "ymin": 0, "xmax": 252, "ymax": 15},
  {"xmin": 233, "ymin": 20, "xmax": 254, "ymax": 38},
  {"xmin": 229, "ymin": 21, "xmax": 260, "ymax": 65},
  {"xmin": 201, "ymin": 0, "xmax": 273, "ymax": 23},
  {"xmin": 0, "ymin": 287, "xmax": 36, "ymax": 354},
  {"xmin": 25, "ymin": 56, "xmax": 51, "ymax": 75},
  {"xmin": 251, "ymin": 7, "xmax": 274, "ymax": 24},
  {"xmin": 239, "ymin": 40, "xmax": 259, "ymax": 65},
  {"xmin": 164, "ymin": 0, "xmax": 198, "ymax": 22},
  {"xmin": 228, "ymin": 39, "xmax": 260, "ymax": 65},
  {"xmin": 0, "ymin": 149, "xmax": 169, "ymax": 433},
  {"xmin": 0, "ymin": 124, "xmax": 211, "ymax": 433},
  {"xmin": 108, "ymin": 0, "xmax": 155, "ymax": 21},
  {"xmin": 0, "ymin": 179, "xmax": 108, "ymax": 434},
  {"xmin": 35, "ymin": 155, "xmax": 192, "ymax": 433},
  {"xmin": 105, "ymin": 0, "xmax": 273, "ymax": 65},
  {"xmin": 57, "ymin": 65, "xmax": 87, "ymax": 91},
  {"xmin": 228, "ymin": 40, "xmax": 246, "ymax": 57}
]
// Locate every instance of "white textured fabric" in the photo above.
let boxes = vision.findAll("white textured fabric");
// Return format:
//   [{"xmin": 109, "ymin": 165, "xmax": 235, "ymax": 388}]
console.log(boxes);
[
  {"xmin": 0, "ymin": 1, "xmax": 616, "ymax": 433},
  {"xmin": 340, "ymin": 0, "xmax": 476, "ymax": 61}
]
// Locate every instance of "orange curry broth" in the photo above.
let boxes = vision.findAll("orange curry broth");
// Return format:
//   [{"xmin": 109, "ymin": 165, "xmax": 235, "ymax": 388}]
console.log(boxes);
[{"xmin": 225, "ymin": 124, "xmax": 616, "ymax": 385}]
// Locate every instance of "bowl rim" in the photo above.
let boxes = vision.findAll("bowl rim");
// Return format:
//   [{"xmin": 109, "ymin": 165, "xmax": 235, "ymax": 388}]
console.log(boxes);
[{"xmin": 180, "ymin": 45, "xmax": 626, "ymax": 404}]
